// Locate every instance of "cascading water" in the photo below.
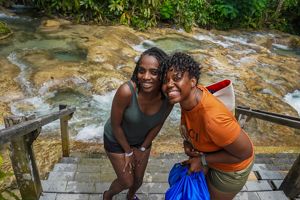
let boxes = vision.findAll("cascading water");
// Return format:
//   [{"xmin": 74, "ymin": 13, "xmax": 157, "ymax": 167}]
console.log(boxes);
[{"xmin": 1, "ymin": 9, "xmax": 299, "ymax": 146}]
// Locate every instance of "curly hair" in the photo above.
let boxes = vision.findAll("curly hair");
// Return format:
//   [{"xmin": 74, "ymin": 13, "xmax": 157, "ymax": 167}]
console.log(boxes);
[
  {"xmin": 131, "ymin": 47, "xmax": 168, "ymax": 89},
  {"xmin": 165, "ymin": 52, "xmax": 202, "ymax": 84}
]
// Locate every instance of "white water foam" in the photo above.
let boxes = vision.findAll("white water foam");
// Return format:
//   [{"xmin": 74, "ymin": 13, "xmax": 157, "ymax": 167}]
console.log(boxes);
[
  {"xmin": 222, "ymin": 36, "xmax": 269, "ymax": 54},
  {"xmin": 284, "ymin": 90, "xmax": 300, "ymax": 116},
  {"xmin": 194, "ymin": 34, "xmax": 233, "ymax": 48},
  {"xmin": 71, "ymin": 90, "xmax": 116, "ymax": 142},
  {"xmin": 0, "ymin": 13, "xmax": 20, "ymax": 19},
  {"xmin": 92, "ymin": 90, "xmax": 116, "ymax": 109},
  {"xmin": 7, "ymin": 52, "xmax": 35, "ymax": 96},
  {"xmin": 10, "ymin": 96, "xmax": 51, "ymax": 116},
  {"xmin": 273, "ymin": 44, "xmax": 289, "ymax": 50},
  {"xmin": 132, "ymin": 40, "xmax": 156, "ymax": 52},
  {"xmin": 75, "ymin": 124, "xmax": 104, "ymax": 141}
]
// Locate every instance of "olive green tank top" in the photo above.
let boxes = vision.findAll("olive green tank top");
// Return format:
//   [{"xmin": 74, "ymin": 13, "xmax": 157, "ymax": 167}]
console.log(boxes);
[{"xmin": 104, "ymin": 81, "xmax": 170, "ymax": 145}]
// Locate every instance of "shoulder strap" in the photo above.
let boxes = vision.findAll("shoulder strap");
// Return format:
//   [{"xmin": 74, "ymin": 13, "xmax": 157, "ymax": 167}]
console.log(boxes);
[{"xmin": 126, "ymin": 81, "xmax": 135, "ymax": 94}]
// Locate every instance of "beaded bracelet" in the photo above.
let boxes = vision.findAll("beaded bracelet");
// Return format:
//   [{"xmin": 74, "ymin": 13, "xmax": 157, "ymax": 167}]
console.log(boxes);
[{"xmin": 125, "ymin": 151, "xmax": 133, "ymax": 157}]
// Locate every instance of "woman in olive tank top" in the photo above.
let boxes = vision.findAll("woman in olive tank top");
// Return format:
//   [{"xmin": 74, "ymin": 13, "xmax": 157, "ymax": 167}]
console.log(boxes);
[{"xmin": 103, "ymin": 47, "xmax": 173, "ymax": 200}]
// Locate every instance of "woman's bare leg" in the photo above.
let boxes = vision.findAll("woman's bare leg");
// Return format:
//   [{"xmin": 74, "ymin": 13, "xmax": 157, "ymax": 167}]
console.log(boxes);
[
  {"xmin": 103, "ymin": 151, "xmax": 134, "ymax": 200},
  {"xmin": 127, "ymin": 147, "xmax": 151, "ymax": 199}
]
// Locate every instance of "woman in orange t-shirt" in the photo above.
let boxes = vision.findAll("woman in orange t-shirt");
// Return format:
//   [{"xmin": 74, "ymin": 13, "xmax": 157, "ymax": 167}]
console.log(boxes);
[{"xmin": 162, "ymin": 52, "xmax": 254, "ymax": 200}]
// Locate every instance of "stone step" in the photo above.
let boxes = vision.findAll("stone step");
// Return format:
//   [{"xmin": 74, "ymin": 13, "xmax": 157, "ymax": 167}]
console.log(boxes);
[
  {"xmin": 56, "ymin": 159, "xmax": 182, "ymax": 173},
  {"xmin": 58, "ymin": 157, "xmax": 288, "ymax": 174},
  {"xmin": 40, "ymin": 191, "xmax": 290, "ymax": 200},
  {"xmin": 59, "ymin": 153, "xmax": 296, "ymax": 172},
  {"xmin": 39, "ymin": 192, "xmax": 164, "ymax": 200},
  {"xmin": 38, "ymin": 152, "xmax": 297, "ymax": 200},
  {"xmin": 234, "ymin": 191, "xmax": 289, "ymax": 200},
  {"xmin": 42, "ymin": 181, "xmax": 168, "ymax": 194},
  {"xmin": 41, "ymin": 179, "xmax": 280, "ymax": 194},
  {"xmin": 47, "ymin": 170, "xmax": 169, "ymax": 183},
  {"xmin": 255, "ymin": 170, "xmax": 287, "ymax": 180}
]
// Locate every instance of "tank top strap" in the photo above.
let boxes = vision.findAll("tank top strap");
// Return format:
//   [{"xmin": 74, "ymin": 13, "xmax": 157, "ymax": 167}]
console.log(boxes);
[{"xmin": 126, "ymin": 81, "xmax": 136, "ymax": 94}]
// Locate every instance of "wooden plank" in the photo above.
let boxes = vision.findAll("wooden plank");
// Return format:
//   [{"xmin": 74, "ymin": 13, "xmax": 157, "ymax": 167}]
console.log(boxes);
[
  {"xmin": 0, "ymin": 107, "xmax": 75, "ymax": 145},
  {"xmin": 280, "ymin": 154, "xmax": 300, "ymax": 198},
  {"xmin": 59, "ymin": 105, "xmax": 72, "ymax": 157},
  {"xmin": 5, "ymin": 116, "xmax": 42, "ymax": 200}
]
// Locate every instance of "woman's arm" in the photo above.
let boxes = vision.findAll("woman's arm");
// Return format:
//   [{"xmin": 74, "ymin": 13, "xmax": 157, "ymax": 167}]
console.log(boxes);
[
  {"xmin": 111, "ymin": 83, "xmax": 132, "ymax": 154},
  {"xmin": 189, "ymin": 129, "xmax": 253, "ymax": 172},
  {"xmin": 205, "ymin": 129, "xmax": 253, "ymax": 164}
]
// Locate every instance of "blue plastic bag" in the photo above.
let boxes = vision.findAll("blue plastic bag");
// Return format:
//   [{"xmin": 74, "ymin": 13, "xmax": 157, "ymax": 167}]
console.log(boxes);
[{"xmin": 166, "ymin": 163, "xmax": 210, "ymax": 200}]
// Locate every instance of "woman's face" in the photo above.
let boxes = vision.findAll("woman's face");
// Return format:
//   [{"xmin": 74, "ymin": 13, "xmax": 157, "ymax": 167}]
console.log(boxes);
[
  {"xmin": 137, "ymin": 55, "xmax": 160, "ymax": 93},
  {"xmin": 162, "ymin": 67, "xmax": 195, "ymax": 104}
]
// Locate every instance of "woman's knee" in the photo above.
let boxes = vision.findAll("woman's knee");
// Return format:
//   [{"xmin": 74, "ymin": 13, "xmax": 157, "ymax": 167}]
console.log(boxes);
[{"xmin": 119, "ymin": 176, "xmax": 134, "ymax": 189}]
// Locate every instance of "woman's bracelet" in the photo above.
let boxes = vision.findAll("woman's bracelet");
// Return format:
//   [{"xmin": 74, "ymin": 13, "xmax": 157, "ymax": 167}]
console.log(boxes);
[
  {"xmin": 125, "ymin": 151, "xmax": 133, "ymax": 157},
  {"xmin": 200, "ymin": 154, "xmax": 208, "ymax": 167}
]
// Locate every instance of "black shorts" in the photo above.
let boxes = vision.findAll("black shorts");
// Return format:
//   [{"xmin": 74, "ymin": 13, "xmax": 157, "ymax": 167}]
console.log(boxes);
[{"xmin": 103, "ymin": 134, "xmax": 151, "ymax": 153}]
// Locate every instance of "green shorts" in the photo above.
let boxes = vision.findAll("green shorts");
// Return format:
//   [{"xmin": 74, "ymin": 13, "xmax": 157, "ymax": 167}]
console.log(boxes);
[{"xmin": 207, "ymin": 161, "xmax": 254, "ymax": 193}]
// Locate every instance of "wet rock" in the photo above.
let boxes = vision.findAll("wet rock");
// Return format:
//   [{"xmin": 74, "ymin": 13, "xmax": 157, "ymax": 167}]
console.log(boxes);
[
  {"xmin": 288, "ymin": 37, "xmax": 300, "ymax": 50},
  {"xmin": 0, "ymin": 58, "xmax": 23, "ymax": 120},
  {"xmin": 1, "ymin": 23, "xmax": 300, "ymax": 145},
  {"xmin": 248, "ymin": 35, "xmax": 274, "ymax": 49},
  {"xmin": 94, "ymin": 77, "xmax": 123, "ymax": 94}
]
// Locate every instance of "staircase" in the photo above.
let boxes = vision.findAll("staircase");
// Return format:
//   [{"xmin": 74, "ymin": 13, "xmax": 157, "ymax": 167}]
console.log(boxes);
[{"xmin": 39, "ymin": 153, "xmax": 299, "ymax": 200}]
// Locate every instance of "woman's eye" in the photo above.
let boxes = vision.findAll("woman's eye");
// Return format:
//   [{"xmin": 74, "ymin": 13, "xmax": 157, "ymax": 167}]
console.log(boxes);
[
  {"xmin": 151, "ymin": 70, "xmax": 158, "ymax": 75},
  {"xmin": 174, "ymin": 73, "xmax": 182, "ymax": 81},
  {"xmin": 138, "ymin": 67, "xmax": 145, "ymax": 73}
]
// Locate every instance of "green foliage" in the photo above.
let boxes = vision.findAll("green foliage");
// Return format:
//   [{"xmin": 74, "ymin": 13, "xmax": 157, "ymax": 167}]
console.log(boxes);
[
  {"xmin": 33, "ymin": 0, "xmax": 106, "ymax": 22},
  {"xmin": 0, "ymin": 155, "xmax": 7, "ymax": 180},
  {"xmin": 0, "ymin": 21, "xmax": 11, "ymax": 35},
  {"xmin": 4, "ymin": 0, "xmax": 298, "ymax": 34},
  {"xmin": 159, "ymin": 0, "xmax": 175, "ymax": 20}
]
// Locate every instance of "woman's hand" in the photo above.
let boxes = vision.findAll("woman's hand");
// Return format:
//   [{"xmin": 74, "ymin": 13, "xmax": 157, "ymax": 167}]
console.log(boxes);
[
  {"xmin": 184, "ymin": 140, "xmax": 200, "ymax": 157},
  {"xmin": 188, "ymin": 156, "xmax": 202, "ymax": 173},
  {"xmin": 133, "ymin": 147, "xmax": 146, "ymax": 167},
  {"xmin": 123, "ymin": 151, "xmax": 134, "ymax": 173}
]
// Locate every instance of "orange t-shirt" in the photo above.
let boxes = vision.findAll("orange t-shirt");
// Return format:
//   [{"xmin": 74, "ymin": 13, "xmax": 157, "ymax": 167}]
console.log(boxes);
[{"xmin": 180, "ymin": 85, "xmax": 254, "ymax": 172}]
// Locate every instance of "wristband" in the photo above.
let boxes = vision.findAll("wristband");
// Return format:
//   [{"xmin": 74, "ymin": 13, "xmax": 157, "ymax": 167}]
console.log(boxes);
[
  {"xmin": 125, "ymin": 151, "xmax": 133, "ymax": 157},
  {"xmin": 139, "ymin": 146, "xmax": 146, "ymax": 152},
  {"xmin": 200, "ymin": 154, "xmax": 208, "ymax": 167}
]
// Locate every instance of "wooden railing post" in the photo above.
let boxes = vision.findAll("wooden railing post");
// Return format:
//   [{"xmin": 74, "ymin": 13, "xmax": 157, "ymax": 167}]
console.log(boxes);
[
  {"xmin": 4, "ymin": 115, "xmax": 42, "ymax": 200},
  {"xmin": 279, "ymin": 154, "xmax": 300, "ymax": 198},
  {"xmin": 59, "ymin": 105, "xmax": 72, "ymax": 157}
]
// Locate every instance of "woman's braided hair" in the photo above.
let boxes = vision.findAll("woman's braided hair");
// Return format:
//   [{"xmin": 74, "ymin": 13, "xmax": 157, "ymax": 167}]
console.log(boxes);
[
  {"xmin": 165, "ymin": 52, "xmax": 202, "ymax": 84},
  {"xmin": 131, "ymin": 47, "xmax": 168, "ymax": 91}
]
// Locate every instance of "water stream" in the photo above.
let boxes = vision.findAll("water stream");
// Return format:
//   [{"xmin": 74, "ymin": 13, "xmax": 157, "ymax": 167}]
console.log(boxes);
[{"xmin": 1, "ymin": 9, "xmax": 299, "ymax": 146}]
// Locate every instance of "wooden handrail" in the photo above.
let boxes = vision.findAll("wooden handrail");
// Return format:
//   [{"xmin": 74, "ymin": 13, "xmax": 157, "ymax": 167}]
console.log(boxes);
[
  {"xmin": 0, "ymin": 105, "xmax": 75, "ymax": 200},
  {"xmin": 0, "ymin": 107, "xmax": 75, "ymax": 145},
  {"xmin": 235, "ymin": 106, "xmax": 300, "ymax": 129},
  {"xmin": 235, "ymin": 106, "xmax": 300, "ymax": 198}
]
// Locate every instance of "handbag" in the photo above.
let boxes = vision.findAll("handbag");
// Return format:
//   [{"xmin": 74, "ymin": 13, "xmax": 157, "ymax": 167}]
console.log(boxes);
[
  {"xmin": 166, "ymin": 163, "xmax": 210, "ymax": 200},
  {"xmin": 206, "ymin": 79, "xmax": 235, "ymax": 112}
]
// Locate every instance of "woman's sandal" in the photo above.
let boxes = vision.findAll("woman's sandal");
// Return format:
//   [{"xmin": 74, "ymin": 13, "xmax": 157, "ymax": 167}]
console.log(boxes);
[{"xmin": 127, "ymin": 194, "xmax": 139, "ymax": 200}]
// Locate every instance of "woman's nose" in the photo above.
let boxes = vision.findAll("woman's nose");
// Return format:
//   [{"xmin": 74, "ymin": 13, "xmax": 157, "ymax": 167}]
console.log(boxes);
[
  {"xmin": 166, "ymin": 79, "xmax": 174, "ymax": 87},
  {"xmin": 143, "ymin": 71, "xmax": 151, "ymax": 80}
]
